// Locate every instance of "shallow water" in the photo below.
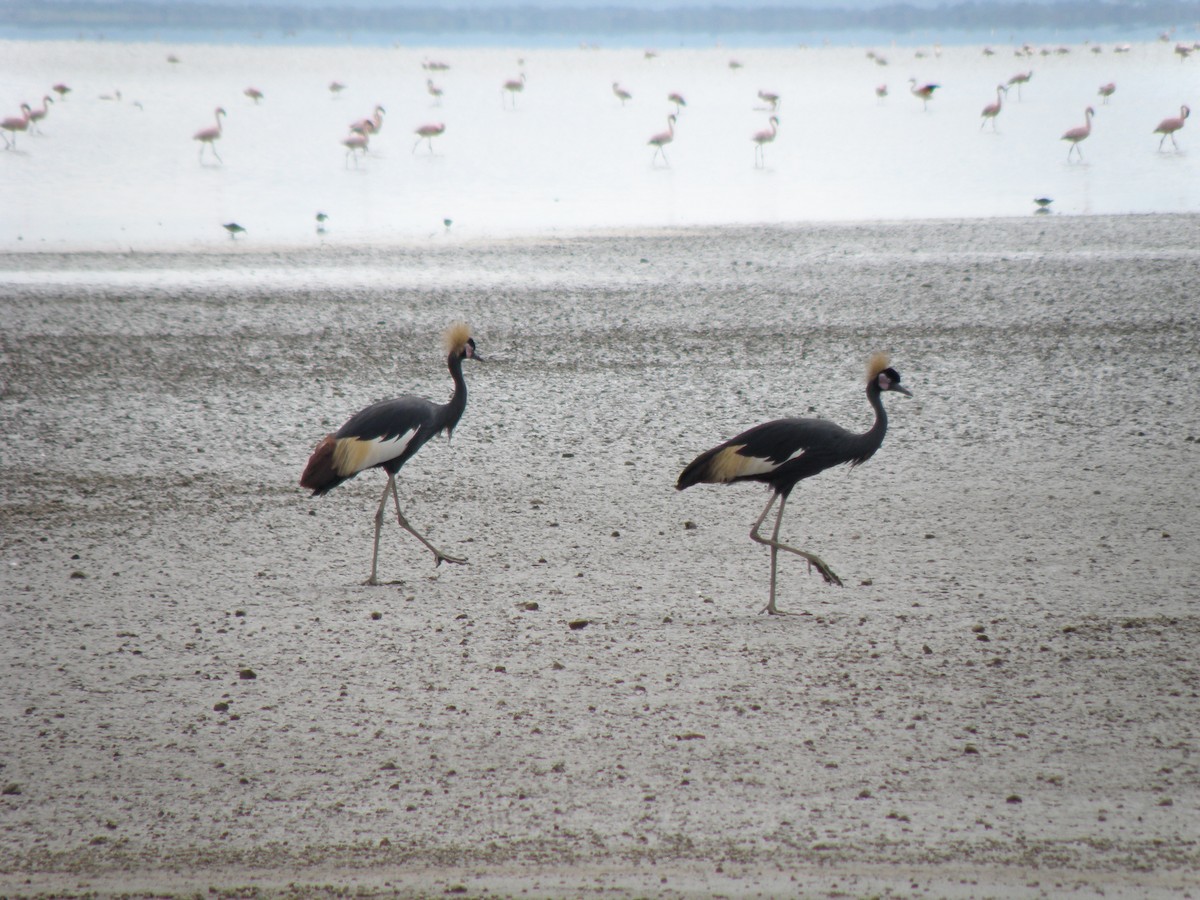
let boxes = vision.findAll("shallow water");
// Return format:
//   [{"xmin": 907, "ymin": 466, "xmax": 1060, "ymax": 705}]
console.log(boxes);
[{"xmin": 1, "ymin": 37, "xmax": 1196, "ymax": 250}]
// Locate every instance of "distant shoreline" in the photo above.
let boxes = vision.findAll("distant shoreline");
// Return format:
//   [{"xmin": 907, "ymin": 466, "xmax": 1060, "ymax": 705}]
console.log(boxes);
[
  {"xmin": 3, "ymin": 213, "xmax": 1198, "ymax": 264},
  {"xmin": 3, "ymin": 0, "xmax": 1196, "ymax": 45}
]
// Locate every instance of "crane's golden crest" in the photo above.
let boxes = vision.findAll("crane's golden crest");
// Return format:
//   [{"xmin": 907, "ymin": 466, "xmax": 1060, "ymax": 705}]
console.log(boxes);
[
  {"xmin": 867, "ymin": 352, "xmax": 892, "ymax": 381},
  {"xmin": 443, "ymin": 321, "xmax": 472, "ymax": 355}
]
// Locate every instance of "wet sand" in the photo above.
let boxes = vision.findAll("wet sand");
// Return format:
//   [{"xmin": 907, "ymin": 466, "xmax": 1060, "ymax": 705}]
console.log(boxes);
[{"xmin": 1, "ymin": 216, "xmax": 1199, "ymax": 898}]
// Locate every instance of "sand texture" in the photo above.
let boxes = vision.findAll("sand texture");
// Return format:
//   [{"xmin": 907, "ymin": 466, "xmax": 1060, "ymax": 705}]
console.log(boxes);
[{"xmin": 1, "ymin": 216, "xmax": 1199, "ymax": 897}]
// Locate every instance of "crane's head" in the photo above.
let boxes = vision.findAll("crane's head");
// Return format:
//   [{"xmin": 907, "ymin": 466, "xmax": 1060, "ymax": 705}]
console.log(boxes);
[
  {"xmin": 443, "ymin": 321, "xmax": 482, "ymax": 361},
  {"xmin": 867, "ymin": 352, "xmax": 912, "ymax": 397}
]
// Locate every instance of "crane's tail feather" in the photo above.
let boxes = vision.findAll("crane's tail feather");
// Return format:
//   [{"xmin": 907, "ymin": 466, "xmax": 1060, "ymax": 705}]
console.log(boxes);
[
  {"xmin": 678, "ymin": 444, "xmax": 747, "ymax": 490},
  {"xmin": 678, "ymin": 440, "xmax": 782, "ymax": 490},
  {"xmin": 301, "ymin": 434, "xmax": 348, "ymax": 496}
]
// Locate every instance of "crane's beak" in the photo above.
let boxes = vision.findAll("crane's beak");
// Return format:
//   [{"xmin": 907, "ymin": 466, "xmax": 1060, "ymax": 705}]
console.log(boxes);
[{"xmin": 891, "ymin": 385, "xmax": 912, "ymax": 397}]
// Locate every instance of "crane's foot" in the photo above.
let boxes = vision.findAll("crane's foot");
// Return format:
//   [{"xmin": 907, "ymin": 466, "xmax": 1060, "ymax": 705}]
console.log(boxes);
[
  {"xmin": 433, "ymin": 551, "xmax": 467, "ymax": 567},
  {"xmin": 805, "ymin": 557, "xmax": 843, "ymax": 587},
  {"xmin": 765, "ymin": 539, "xmax": 844, "ymax": 587},
  {"xmin": 758, "ymin": 603, "xmax": 812, "ymax": 616}
]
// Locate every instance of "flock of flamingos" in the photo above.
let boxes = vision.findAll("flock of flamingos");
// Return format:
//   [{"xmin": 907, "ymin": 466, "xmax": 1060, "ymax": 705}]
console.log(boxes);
[{"xmin": 2, "ymin": 37, "xmax": 1192, "ymax": 173}]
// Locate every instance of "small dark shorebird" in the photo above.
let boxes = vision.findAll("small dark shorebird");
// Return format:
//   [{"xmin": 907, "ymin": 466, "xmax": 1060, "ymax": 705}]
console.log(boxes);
[{"xmin": 677, "ymin": 353, "xmax": 911, "ymax": 615}]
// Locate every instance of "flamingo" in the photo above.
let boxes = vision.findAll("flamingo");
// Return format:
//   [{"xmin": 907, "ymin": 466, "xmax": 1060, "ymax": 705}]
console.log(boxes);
[
  {"xmin": 1, "ymin": 104, "xmax": 32, "ymax": 150},
  {"xmin": 502, "ymin": 73, "xmax": 526, "ymax": 108},
  {"xmin": 193, "ymin": 106, "xmax": 226, "ymax": 163},
  {"xmin": 668, "ymin": 92, "xmax": 686, "ymax": 113},
  {"xmin": 1062, "ymin": 106, "xmax": 1094, "ymax": 161},
  {"xmin": 413, "ymin": 122, "xmax": 445, "ymax": 153},
  {"xmin": 1098, "ymin": 83, "xmax": 1116, "ymax": 103},
  {"xmin": 648, "ymin": 113, "xmax": 676, "ymax": 166},
  {"xmin": 329, "ymin": 81, "xmax": 347, "ymax": 97},
  {"xmin": 350, "ymin": 105, "xmax": 385, "ymax": 137},
  {"xmin": 426, "ymin": 79, "xmax": 443, "ymax": 105},
  {"xmin": 612, "ymin": 82, "xmax": 632, "ymax": 105},
  {"xmin": 27, "ymin": 95, "xmax": 53, "ymax": 133},
  {"xmin": 757, "ymin": 89, "xmax": 780, "ymax": 110},
  {"xmin": 1007, "ymin": 70, "xmax": 1032, "ymax": 100},
  {"xmin": 343, "ymin": 131, "xmax": 369, "ymax": 166},
  {"xmin": 980, "ymin": 84, "xmax": 1007, "ymax": 130},
  {"xmin": 752, "ymin": 115, "xmax": 779, "ymax": 168},
  {"xmin": 52, "ymin": 83, "xmax": 71, "ymax": 99},
  {"xmin": 243, "ymin": 87, "xmax": 263, "ymax": 104},
  {"xmin": 909, "ymin": 78, "xmax": 939, "ymax": 110},
  {"xmin": 875, "ymin": 84, "xmax": 888, "ymax": 100},
  {"xmin": 1154, "ymin": 104, "xmax": 1190, "ymax": 150}
]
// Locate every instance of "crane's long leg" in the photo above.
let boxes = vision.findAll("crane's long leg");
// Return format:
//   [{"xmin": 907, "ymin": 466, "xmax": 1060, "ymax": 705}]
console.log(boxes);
[
  {"xmin": 366, "ymin": 478, "xmax": 391, "ymax": 585},
  {"xmin": 749, "ymin": 491, "xmax": 843, "ymax": 615},
  {"xmin": 390, "ymin": 477, "xmax": 467, "ymax": 568}
]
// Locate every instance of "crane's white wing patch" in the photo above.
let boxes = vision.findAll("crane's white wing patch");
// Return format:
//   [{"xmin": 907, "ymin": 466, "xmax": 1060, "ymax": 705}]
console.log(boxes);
[
  {"xmin": 332, "ymin": 428, "xmax": 419, "ymax": 476},
  {"xmin": 709, "ymin": 445, "xmax": 786, "ymax": 482}
]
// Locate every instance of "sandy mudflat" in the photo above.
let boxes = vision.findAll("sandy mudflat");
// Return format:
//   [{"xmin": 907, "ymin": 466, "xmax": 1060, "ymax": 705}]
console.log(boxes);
[{"xmin": 1, "ymin": 215, "xmax": 1199, "ymax": 898}]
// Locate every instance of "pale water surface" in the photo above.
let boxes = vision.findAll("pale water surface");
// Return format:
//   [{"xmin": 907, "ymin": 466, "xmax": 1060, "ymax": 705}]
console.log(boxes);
[{"xmin": 1, "ymin": 37, "xmax": 1196, "ymax": 250}]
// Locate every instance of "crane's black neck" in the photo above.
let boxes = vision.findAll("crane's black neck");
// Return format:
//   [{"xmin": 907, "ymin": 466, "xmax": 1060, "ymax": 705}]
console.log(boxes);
[
  {"xmin": 851, "ymin": 380, "xmax": 888, "ymax": 467},
  {"xmin": 436, "ymin": 350, "xmax": 468, "ymax": 437}
]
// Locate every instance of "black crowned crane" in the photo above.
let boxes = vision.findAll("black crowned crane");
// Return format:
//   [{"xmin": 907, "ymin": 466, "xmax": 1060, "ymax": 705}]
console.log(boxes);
[
  {"xmin": 676, "ymin": 353, "xmax": 911, "ymax": 615},
  {"xmin": 300, "ymin": 323, "xmax": 481, "ymax": 585}
]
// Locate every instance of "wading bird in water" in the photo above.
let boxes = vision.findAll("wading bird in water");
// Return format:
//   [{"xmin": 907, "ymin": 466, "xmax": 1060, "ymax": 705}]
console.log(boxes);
[
  {"xmin": 413, "ymin": 122, "xmax": 445, "ymax": 153},
  {"xmin": 908, "ymin": 78, "xmax": 939, "ymax": 110},
  {"xmin": 980, "ymin": 84, "xmax": 1007, "ymax": 130},
  {"xmin": 342, "ymin": 131, "xmax": 369, "ymax": 166},
  {"xmin": 1154, "ymin": 104, "xmax": 1189, "ymax": 150},
  {"xmin": 193, "ymin": 106, "xmax": 226, "ymax": 163},
  {"xmin": 612, "ymin": 82, "xmax": 632, "ymax": 105},
  {"xmin": 502, "ymin": 73, "xmax": 526, "ymax": 108},
  {"xmin": 668, "ymin": 91, "xmax": 686, "ymax": 113},
  {"xmin": 676, "ymin": 353, "xmax": 912, "ymax": 615},
  {"xmin": 27, "ymin": 95, "xmax": 53, "ymax": 133},
  {"xmin": 648, "ymin": 113, "xmax": 676, "ymax": 166},
  {"xmin": 1006, "ymin": 71, "xmax": 1032, "ymax": 100},
  {"xmin": 1062, "ymin": 106, "xmax": 1094, "ymax": 160},
  {"xmin": 752, "ymin": 115, "xmax": 779, "ymax": 168},
  {"xmin": 0, "ymin": 103, "xmax": 32, "ymax": 149},
  {"xmin": 1098, "ymin": 83, "xmax": 1116, "ymax": 103},
  {"xmin": 300, "ymin": 323, "xmax": 482, "ymax": 585},
  {"xmin": 350, "ymin": 105, "xmax": 384, "ymax": 137}
]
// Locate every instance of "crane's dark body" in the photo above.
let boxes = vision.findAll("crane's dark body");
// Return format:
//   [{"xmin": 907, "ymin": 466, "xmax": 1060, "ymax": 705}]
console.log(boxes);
[
  {"xmin": 301, "ymin": 325, "xmax": 477, "ymax": 584},
  {"xmin": 302, "ymin": 387, "xmax": 466, "ymax": 497},
  {"xmin": 676, "ymin": 358, "xmax": 910, "ymax": 614},
  {"xmin": 676, "ymin": 413, "xmax": 886, "ymax": 497}
]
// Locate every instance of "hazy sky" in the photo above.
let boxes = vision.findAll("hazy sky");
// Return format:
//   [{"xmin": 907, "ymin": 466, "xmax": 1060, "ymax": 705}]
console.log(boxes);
[{"xmin": 127, "ymin": 0, "xmax": 1020, "ymax": 7}]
